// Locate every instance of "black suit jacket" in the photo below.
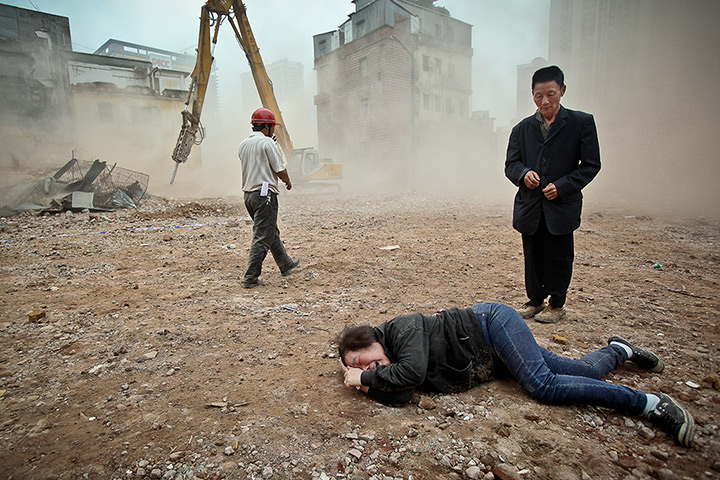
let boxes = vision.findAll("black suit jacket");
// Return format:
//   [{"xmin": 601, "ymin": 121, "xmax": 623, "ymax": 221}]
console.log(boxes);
[{"xmin": 505, "ymin": 106, "xmax": 601, "ymax": 236}]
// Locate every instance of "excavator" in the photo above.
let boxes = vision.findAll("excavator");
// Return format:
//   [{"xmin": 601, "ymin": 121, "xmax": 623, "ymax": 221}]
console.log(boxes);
[{"xmin": 170, "ymin": 0, "xmax": 342, "ymax": 186}]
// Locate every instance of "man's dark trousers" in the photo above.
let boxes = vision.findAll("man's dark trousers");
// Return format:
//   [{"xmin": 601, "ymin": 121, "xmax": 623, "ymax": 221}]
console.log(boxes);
[
  {"xmin": 243, "ymin": 190, "xmax": 293, "ymax": 282},
  {"xmin": 521, "ymin": 216, "xmax": 574, "ymax": 309}
]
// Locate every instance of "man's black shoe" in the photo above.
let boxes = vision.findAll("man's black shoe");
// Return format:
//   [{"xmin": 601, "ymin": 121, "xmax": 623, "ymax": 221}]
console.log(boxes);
[
  {"xmin": 281, "ymin": 258, "xmax": 300, "ymax": 277},
  {"xmin": 647, "ymin": 393, "xmax": 695, "ymax": 447},
  {"xmin": 243, "ymin": 276, "xmax": 263, "ymax": 289},
  {"xmin": 608, "ymin": 335, "xmax": 664, "ymax": 373}
]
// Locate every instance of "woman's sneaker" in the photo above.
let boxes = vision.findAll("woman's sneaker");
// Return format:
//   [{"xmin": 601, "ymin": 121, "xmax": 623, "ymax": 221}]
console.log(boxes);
[
  {"xmin": 647, "ymin": 393, "xmax": 696, "ymax": 447},
  {"xmin": 608, "ymin": 335, "xmax": 664, "ymax": 373}
]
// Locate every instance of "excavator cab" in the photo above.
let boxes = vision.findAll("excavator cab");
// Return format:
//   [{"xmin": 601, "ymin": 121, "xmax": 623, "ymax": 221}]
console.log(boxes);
[{"xmin": 289, "ymin": 148, "xmax": 343, "ymax": 182}]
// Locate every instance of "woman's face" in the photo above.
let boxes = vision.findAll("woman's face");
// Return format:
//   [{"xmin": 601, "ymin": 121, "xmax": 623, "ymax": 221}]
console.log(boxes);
[{"xmin": 343, "ymin": 342, "xmax": 390, "ymax": 371}]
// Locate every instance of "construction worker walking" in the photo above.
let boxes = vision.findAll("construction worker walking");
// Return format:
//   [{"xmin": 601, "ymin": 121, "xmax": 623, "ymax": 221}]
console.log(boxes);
[{"xmin": 238, "ymin": 107, "xmax": 300, "ymax": 288}]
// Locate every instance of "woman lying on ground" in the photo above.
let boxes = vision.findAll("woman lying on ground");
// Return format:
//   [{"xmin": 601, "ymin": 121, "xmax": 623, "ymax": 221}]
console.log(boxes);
[{"xmin": 336, "ymin": 302, "xmax": 695, "ymax": 447}]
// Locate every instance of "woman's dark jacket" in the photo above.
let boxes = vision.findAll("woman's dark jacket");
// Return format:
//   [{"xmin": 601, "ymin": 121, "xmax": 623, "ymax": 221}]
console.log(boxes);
[{"xmin": 360, "ymin": 307, "xmax": 493, "ymax": 405}]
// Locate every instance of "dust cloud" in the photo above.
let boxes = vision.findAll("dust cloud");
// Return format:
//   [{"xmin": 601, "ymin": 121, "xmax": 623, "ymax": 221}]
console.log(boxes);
[
  {"xmin": 2, "ymin": 1, "xmax": 718, "ymax": 221},
  {"xmin": 553, "ymin": 0, "xmax": 720, "ymax": 220},
  {"xmin": 315, "ymin": 0, "xmax": 719, "ymax": 220}
]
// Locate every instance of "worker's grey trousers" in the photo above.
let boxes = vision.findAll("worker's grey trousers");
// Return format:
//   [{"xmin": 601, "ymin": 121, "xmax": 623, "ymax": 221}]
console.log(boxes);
[{"xmin": 243, "ymin": 190, "xmax": 293, "ymax": 283}]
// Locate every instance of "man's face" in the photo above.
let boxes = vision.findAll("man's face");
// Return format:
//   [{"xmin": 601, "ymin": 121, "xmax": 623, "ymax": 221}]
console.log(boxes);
[
  {"xmin": 532, "ymin": 80, "xmax": 566, "ymax": 121},
  {"xmin": 263, "ymin": 123, "xmax": 275, "ymax": 137},
  {"xmin": 343, "ymin": 342, "xmax": 391, "ymax": 371}
]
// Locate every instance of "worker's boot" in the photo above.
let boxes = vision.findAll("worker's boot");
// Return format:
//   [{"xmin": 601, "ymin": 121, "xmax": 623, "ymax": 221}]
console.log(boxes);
[
  {"xmin": 243, "ymin": 276, "xmax": 263, "ymax": 289},
  {"xmin": 281, "ymin": 258, "xmax": 300, "ymax": 276}
]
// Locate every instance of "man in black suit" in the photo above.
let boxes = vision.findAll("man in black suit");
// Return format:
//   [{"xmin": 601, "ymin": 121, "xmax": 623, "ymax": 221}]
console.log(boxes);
[{"xmin": 505, "ymin": 66, "xmax": 601, "ymax": 323}]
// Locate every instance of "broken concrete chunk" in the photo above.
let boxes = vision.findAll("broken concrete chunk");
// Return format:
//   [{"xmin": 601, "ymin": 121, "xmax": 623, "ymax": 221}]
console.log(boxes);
[{"xmin": 27, "ymin": 310, "xmax": 46, "ymax": 323}]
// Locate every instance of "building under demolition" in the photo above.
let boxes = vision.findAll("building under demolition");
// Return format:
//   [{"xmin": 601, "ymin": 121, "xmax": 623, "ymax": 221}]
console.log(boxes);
[
  {"xmin": 0, "ymin": 3, "xmax": 191, "ymax": 200},
  {"xmin": 313, "ymin": 0, "xmax": 496, "ymax": 189}
]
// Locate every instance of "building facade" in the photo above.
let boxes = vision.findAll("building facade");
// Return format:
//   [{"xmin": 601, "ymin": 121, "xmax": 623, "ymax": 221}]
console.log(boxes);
[
  {"xmin": 313, "ymin": 0, "xmax": 484, "ymax": 189},
  {"xmin": 515, "ymin": 56, "xmax": 548, "ymax": 123},
  {"xmin": 94, "ymin": 39, "xmax": 220, "ymax": 125},
  {"xmin": 0, "ymin": 4, "xmax": 190, "ymax": 187},
  {"xmin": 0, "ymin": 4, "xmax": 72, "ymax": 130}
]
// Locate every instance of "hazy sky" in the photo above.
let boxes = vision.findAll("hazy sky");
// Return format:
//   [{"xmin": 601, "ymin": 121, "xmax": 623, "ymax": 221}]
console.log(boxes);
[{"xmin": 3, "ymin": 0, "xmax": 549, "ymax": 126}]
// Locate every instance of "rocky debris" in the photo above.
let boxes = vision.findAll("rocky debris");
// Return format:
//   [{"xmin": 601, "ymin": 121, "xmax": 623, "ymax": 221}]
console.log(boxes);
[
  {"xmin": 418, "ymin": 396, "xmax": 437, "ymax": 410},
  {"xmin": 0, "ymin": 156, "xmax": 149, "ymax": 216},
  {"xmin": 703, "ymin": 373, "xmax": 720, "ymax": 390},
  {"xmin": 27, "ymin": 309, "xmax": 46, "ymax": 322},
  {"xmin": 493, "ymin": 463, "xmax": 523, "ymax": 480},
  {"xmin": 0, "ymin": 193, "xmax": 719, "ymax": 479}
]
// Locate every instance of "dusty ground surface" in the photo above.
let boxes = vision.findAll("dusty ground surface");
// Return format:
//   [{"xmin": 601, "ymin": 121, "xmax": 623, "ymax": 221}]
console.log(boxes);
[{"xmin": 1, "ymin": 190, "xmax": 719, "ymax": 480}]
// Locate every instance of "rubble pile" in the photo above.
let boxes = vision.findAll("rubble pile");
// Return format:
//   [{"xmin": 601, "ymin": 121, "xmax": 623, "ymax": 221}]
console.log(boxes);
[{"xmin": 0, "ymin": 155, "xmax": 149, "ymax": 216}]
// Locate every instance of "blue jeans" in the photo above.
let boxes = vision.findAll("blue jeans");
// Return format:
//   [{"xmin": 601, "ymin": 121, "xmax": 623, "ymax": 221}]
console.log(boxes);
[
  {"xmin": 243, "ymin": 190, "xmax": 293, "ymax": 282},
  {"xmin": 471, "ymin": 303, "xmax": 647, "ymax": 415}
]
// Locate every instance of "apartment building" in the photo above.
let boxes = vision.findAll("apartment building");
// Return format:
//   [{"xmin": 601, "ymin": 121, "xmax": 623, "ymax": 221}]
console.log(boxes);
[{"xmin": 313, "ymin": 0, "xmax": 487, "ymax": 188}]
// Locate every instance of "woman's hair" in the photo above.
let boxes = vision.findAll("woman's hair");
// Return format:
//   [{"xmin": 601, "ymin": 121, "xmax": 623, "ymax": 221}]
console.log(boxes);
[{"xmin": 335, "ymin": 325, "xmax": 377, "ymax": 365}]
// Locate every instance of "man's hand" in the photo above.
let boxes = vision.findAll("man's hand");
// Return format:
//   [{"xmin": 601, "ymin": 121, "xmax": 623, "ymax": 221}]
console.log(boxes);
[
  {"xmin": 276, "ymin": 169, "xmax": 292, "ymax": 191},
  {"xmin": 542, "ymin": 182, "xmax": 558, "ymax": 200},
  {"xmin": 524, "ymin": 170, "xmax": 540, "ymax": 189}
]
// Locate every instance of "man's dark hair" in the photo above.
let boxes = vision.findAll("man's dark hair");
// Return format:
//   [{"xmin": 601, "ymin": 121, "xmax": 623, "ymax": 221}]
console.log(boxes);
[
  {"xmin": 532, "ymin": 65, "xmax": 564, "ymax": 89},
  {"xmin": 336, "ymin": 326, "xmax": 377, "ymax": 365},
  {"xmin": 251, "ymin": 123, "xmax": 266, "ymax": 132}
]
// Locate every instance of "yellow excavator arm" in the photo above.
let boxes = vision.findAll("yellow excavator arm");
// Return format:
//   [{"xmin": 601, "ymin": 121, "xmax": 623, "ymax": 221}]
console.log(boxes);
[
  {"xmin": 171, "ymin": 0, "xmax": 292, "ymax": 177},
  {"xmin": 171, "ymin": 0, "xmax": 341, "ymax": 186}
]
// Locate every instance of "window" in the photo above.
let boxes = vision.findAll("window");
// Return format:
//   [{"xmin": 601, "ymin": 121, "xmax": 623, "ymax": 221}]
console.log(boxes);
[
  {"xmin": 356, "ymin": 19, "xmax": 366, "ymax": 38},
  {"xmin": 446, "ymin": 98, "xmax": 454, "ymax": 115},
  {"xmin": 344, "ymin": 21, "xmax": 353, "ymax": 43},
  {"xmin": 361, "ymin": 98, "xmax": 370, "ymax": 117},
  {"xmin": 0, "ymin": 9, "xmax": 19, "ymax": 39},
  {"xmin": 423, "ymin": 93, "xmax": 430, "ymax": 110},
  {"xmin": 435, "ymin": 58, "xmax": 442, "ymax": 74},
  {"xmin": 435, "ymin": 23, "xmax": 442, "ymax": 38},
  {"xmin": 434, "ymin": 95, "xmax": 441, "ymax": 112},
  {"xmin": 359, "ymin": 57, "xmax": 368, "ymax": 78},
  {"xmin": 423, "ymin": 55, "xmax": 430, "ymax": 72},
  {"xmin": 448, "ymin": 63, "xmax": 455, "ymax": 79}
]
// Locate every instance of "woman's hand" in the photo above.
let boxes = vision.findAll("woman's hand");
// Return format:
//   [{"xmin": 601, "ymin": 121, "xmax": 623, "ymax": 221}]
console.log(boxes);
[{"xmin": 339, "ymin": 360, "xmax": 369, "ymax": 393}]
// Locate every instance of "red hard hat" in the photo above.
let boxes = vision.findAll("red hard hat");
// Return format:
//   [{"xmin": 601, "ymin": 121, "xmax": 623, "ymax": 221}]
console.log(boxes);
[{"xmin": 251, "ymin": 108, "xmax": 277, "ymax": 125}]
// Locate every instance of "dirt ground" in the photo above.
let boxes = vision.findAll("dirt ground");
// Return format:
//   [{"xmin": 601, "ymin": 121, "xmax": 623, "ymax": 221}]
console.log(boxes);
[{"xmin": 1, "ymin": 190, "xmax": 719, "ymax": 480}]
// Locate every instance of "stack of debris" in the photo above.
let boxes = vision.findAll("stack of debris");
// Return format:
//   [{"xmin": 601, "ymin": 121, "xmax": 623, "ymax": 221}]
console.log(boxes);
[{"xmin": 0, "ymin": 154, "xmax": 149, "ymax": 216}]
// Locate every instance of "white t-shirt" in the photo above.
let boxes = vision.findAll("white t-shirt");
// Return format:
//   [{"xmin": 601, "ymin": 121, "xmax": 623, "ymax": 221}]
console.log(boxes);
[{"xmin": 238, "ymin": 132, "xmax": 287, "ymax": 194}]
